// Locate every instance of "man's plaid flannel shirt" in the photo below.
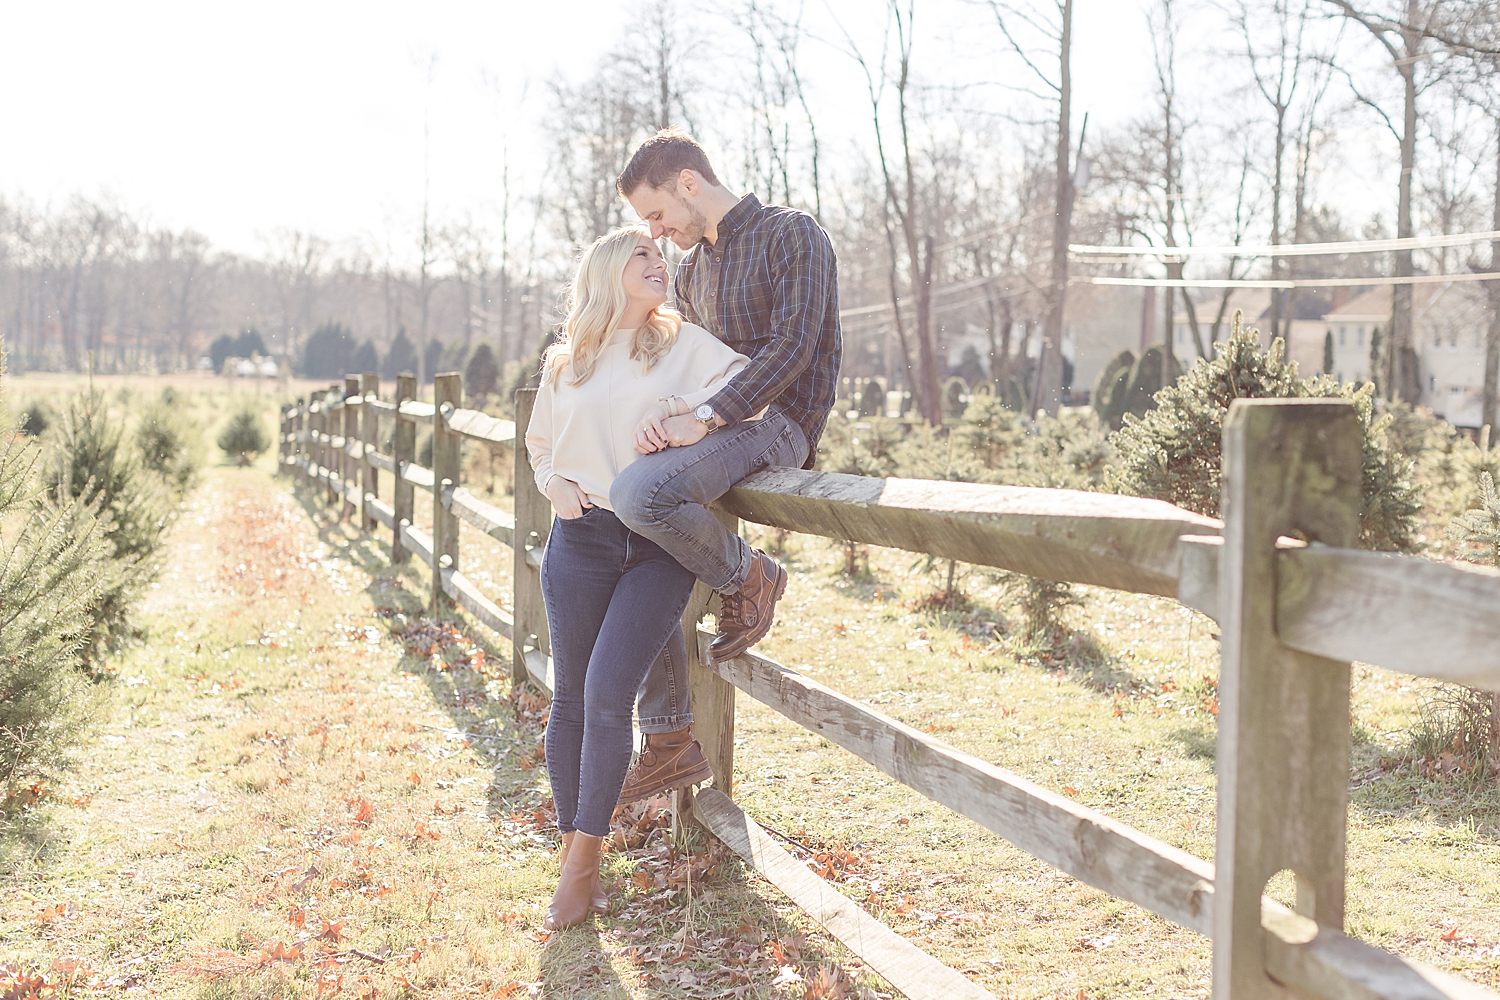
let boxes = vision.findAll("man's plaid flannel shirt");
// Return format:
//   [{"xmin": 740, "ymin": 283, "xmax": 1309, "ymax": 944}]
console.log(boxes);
[{"xmin": 671, "ymin": 193, "xmax": 841, "ymax": 469}]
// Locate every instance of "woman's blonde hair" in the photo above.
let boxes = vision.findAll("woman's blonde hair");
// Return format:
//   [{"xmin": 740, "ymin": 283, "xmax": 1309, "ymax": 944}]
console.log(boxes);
[{"xmin": 542, "ymin": 226, "xmax": 681, "ymax": 386}]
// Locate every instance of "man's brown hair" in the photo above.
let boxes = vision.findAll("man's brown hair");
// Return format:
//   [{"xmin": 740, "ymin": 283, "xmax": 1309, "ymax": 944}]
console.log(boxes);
[{"xmin": 616, "ymin": 127, "xmax": 721, "ymax": 196}]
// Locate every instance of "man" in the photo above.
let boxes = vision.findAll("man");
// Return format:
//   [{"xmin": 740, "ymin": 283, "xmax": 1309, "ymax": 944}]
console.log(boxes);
[{"xmin": 608, "ymin": 128, "xmax": 841, "ymax": 804}]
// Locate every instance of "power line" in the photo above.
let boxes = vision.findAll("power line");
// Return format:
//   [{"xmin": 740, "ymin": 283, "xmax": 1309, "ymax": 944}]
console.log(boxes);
[
  {"xmin": 1079, "ymin": 271, "xmax": 1500, "ymax": 290},
  {"xmin": 1069, "ymin": 229, "xmax": 1500, "ymax": 259}
]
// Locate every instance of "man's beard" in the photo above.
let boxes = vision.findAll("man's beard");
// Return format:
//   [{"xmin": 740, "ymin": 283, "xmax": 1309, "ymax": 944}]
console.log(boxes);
[{"xmin": 675, "ymin": 196, "xmax": 709, "ymax": 247}]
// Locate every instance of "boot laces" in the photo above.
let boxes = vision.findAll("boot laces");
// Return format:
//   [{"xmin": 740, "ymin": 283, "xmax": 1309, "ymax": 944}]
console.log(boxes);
[{"xmin": 719, "ymin": 589, "xmax": 746, "ymax": 626}]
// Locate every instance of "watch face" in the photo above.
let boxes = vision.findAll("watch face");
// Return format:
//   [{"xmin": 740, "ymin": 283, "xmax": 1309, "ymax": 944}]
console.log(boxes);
[{"xmin": 695, "ymin": 404, "xmax": 715, "ymax": 421}]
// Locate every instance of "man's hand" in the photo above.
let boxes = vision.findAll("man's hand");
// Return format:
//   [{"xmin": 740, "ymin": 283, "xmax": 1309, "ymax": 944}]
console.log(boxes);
[
  {"xmin": 544, "ymin": 476, "xmax": 593, "ymax": 519},
  {"xmin": 633, "ymin": 401, "xmax": 674, "ymax": 454},
  {"xmin": 659, "ymin": 413, "xmax": 710, "ymax": 448}
]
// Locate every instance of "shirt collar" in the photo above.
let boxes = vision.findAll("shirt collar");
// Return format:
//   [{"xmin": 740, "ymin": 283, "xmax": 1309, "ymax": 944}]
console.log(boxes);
[{"xmin": 703, "ymin": 193, "xmax": 762, "ymax": 251}]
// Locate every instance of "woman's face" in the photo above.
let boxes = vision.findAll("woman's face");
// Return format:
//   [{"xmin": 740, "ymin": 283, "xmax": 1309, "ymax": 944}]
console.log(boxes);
[{"xmin": 621, "ymin": 236, "xmax": 668, "ymax": 312}]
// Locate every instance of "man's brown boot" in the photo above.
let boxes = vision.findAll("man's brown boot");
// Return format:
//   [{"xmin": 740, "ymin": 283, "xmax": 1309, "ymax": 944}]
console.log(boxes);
[
  {"xmin": 544, "ymin": 833, "xmax": 605, "ymax": 930},
  {"xmin": 616, "ymin": 728, "xmax": 714, "ymax": 806},
  {"xmin": 558, "ymin": 831, "xmax": 608, "ymax": 913},
  {"xmin": 709, "ymin": 549, "xmax": 787, "ymax": 662}
]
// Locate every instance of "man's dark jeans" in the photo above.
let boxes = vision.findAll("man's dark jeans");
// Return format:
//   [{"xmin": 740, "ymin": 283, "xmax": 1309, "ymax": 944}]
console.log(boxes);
[
  {"xmin": 611, "ymin": 411, "xmax": 809, "ymax": 733},
  {"xmin": 540, "ymin": 507, "xmax": 696, "ymax": 837}
]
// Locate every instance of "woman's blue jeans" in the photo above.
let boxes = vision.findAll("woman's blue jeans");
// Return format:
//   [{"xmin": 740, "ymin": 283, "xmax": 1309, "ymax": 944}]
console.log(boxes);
[{"xmin": 540, "ymin": 506, "xmax": 697, "ymax": 838}]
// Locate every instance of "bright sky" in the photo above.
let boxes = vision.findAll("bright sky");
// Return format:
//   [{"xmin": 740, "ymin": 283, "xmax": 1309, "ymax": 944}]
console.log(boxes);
[{"xmin": 4, "ymin": 1, "xmax": 1349, "ymax": 261}]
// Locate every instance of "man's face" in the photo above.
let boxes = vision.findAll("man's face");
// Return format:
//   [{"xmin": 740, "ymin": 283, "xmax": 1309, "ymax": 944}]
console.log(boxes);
[{"xmin": 626, "ymin": 174, "xmax": 708, "ymax": 250}]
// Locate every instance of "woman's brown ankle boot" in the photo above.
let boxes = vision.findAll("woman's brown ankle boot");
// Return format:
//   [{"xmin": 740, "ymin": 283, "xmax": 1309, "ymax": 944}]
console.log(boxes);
[
  {"xmin": 545, "ymin": 833, "xmax": 605, "ymax": 930},
  {"xmin": 558, "ymin": 831, "xmax": 608, "ymax": 913}
]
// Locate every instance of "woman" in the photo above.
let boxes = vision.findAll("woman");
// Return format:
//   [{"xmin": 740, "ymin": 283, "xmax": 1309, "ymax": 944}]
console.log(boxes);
[{"xmin": 525, "ymin": 225, "xmax": 751, "ymax": 930}]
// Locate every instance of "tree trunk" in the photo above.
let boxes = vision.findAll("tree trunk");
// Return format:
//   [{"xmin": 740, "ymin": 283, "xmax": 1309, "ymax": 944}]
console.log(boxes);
[
  {"xmin": 1485, "ymin": 116, "xmax": 1500, "ymax": 431},
  {"xmin": 1039, "ymin": 0, "xmax": 1074, "ymax": 417},
  {"xmin": 1392, "ymin": 0, "xmax": 1421, "ymax": 404},
  {"xmin": 1269, "ymin": 103, "xmax": 1286, "ymax": 340}
]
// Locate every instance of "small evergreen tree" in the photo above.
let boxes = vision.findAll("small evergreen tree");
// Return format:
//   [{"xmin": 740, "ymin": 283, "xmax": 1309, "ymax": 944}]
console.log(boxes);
[
  {"xmin": 350, "ymin": 340, "xmax": 379, "ymax": 374},
  {"xmin": 18, "ymin": 400, "xmax": 49, "ymax": 436},
  {"xmin": 465, "ymin": 343, "xmax": 500, "ymax": 397},
  {"xmin": 235, "ymin": 327, "xmax": 267, "ymax": 358},
  {"xmin": 46, "ymin": 391, "xmax": 171, "ymax": 663},
  {"xmin": 218, "ymin": 406, "xmax": 270, "ymax": 466},
  {"xmin": 302, "ymin": 322, "xmax": 355, "ymax": 378},
  {"xmin": 1093, "ymin": 349, "xmax": 1135, "ymax": 429},
  {"xmin": 1322, "ymin": 329, "xmax": 1335, "ymax": 376},
  {"xmin": 135, "ymin": 394, "xmax": 201, "ymax": 494},
  {"xmin": 423, "ymin": 338, "xmax": 446, "ymax": 384},
  {"xmin": 382, "ymin": 328, "xmax": 418, "ymax": 379},
  {"xmin": 1107, "ymin": 312, "xmax": 1422, "ymax": 551},
  {"xmin": 0, "ymin": 430, "xmax": 114, "ymax": 796}
]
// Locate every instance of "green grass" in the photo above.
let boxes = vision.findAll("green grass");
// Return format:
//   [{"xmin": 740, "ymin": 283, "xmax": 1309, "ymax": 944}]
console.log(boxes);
[{"xmin": 2, "ymin": 377, "xmax": 1497, "ymax": 998}]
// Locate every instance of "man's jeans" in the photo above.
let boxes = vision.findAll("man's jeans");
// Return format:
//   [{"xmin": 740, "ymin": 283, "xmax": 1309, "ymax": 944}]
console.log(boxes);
[
  {"xmin": 540, "ymin": 506, "xmax": 697, "ymax": 837},
  {"xmin": 611, "ymin": 410, "xmax": 809, "ymax": 734}
]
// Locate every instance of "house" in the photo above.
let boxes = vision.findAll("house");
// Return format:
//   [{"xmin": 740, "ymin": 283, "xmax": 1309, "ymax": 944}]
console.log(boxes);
[{"xmin": 1323, "ymin": 284, "xmax": 1490, "ymax": 425}]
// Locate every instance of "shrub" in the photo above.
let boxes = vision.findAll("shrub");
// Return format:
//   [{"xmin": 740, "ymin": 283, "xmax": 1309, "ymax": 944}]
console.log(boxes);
[
  {"xmin": 45, "ymin": 391, "xmax": 168, "ymax": 665},
  {"xmin": 1107, "ymin": 312, "xmax": 1422, "ymax": 551},
  {"xmin": 218, "ymin": 407, "xmax": 271, "ymax": 466},
  {"xmin": 134, "ymin": 395, "xmax": 202, "ymax": 493}
]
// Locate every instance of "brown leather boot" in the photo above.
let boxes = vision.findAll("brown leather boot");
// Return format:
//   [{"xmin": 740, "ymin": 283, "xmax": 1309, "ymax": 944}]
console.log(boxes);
[
  {"xmin": 558, "ymin": 830, "xmax": 608, "ymax": 913},
  {"xmin": 544, "ymin": 832, "xmax": 605, "ymax": 930},
  {"xmin": 709, "ymin": 549, "xmax": 787, "ymax": 662},
  {"xmin": 616, "ymin": 728, "xmax": 714, "ymax": 806}
]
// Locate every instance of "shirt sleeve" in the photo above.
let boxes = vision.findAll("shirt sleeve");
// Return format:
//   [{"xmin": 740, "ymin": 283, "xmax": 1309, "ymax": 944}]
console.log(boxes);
[
  {"xmin": 706, "ymin": 215, "xmax": 835, "ymax": 425},
  {"xmin": 525, "ymin": 376, "xmax": 558, "ymax": 496},
  {"xmin": 676, "ymin": 329, "xmax": 750, "ymax": 409}
]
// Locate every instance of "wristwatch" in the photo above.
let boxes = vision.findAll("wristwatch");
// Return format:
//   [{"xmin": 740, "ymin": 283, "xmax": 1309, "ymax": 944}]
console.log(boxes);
[{"xmin": 694, "ymin": 403, "xmax": 719, "ymax": 434}]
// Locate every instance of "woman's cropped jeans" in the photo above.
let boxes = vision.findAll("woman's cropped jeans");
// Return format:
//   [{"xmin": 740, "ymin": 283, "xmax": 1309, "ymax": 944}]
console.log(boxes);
[{"xmin": 540, "ymin": 506, "xmax": 697, "ymax": 838}]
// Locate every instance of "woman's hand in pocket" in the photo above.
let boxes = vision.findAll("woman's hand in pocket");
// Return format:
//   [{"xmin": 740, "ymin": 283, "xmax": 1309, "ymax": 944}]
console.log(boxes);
[{"xmin": 545, "ymin": 476, "xmax": 593, "ymax": 519}]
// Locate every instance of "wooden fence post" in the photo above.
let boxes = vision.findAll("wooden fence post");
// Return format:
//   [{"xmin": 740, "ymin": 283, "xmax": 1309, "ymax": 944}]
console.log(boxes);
[
  {"xmin": 343, "ymin": 375, "xmax": 360, "ymax": 519},
  {"xmin": 299, "ymin": 398, "xmax": 310, "ymax": 487},
  {"xmin": 313, "ymin": 398, "xmax": 326, "ymax": 499},
  {"xmin": 431, "ymin": 372, "xmax": 462, "ymax": 612},
  {"xmin": 361, "ymin": 372, "xmax": 380, "ymax": 531},
  {"xmin": 1214, "ymin": 399, "xmax": 1361, "ymax": 999},
  {"xmin": 325, "ymin": 384, "xmax": 341, "ymax": 507},
  {"xmin": 677, "ymin": 507, "xmax": 740, "ymax": 835},
  {"xmin": 511, "ymin": 387, "xmax": 551, "ymax": 690},
  {"xmin": 392, "ymin": 374, "xmax": 416, "ymax": 564}
]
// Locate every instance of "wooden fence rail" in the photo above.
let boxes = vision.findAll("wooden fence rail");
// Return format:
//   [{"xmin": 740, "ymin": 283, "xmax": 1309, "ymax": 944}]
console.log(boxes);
[{"xmin": 278, "ymin": 378, "xmax": 1498, "ymax": 1000}]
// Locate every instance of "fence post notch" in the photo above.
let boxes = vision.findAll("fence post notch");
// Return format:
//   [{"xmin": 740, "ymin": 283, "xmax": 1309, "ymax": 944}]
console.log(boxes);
[{"xmin": 1214, "ymin": 399, "xmax": 1361, "ymax": 999}]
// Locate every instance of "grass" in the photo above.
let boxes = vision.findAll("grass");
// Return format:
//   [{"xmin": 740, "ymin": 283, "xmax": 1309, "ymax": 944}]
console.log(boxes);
[{"xmin": 1, "ymin": 375, "xmax": 1497, "ymax": 998}]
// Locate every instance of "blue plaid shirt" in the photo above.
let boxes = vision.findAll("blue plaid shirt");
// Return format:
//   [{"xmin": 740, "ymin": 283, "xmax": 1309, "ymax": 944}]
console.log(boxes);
[{"xmin": 672, "ymin": 194, "xmax": 841, "ymax": 468}]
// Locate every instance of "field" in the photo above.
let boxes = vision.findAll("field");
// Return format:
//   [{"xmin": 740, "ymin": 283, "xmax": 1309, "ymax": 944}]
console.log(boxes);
[{"xmin": 1, "ymin": 374, "xmax": 1497, "ymax": 999}]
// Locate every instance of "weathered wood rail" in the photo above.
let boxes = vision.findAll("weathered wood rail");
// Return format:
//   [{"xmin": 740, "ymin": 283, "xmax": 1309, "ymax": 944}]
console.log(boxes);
[{"xmin": 279, "ymin": 376, "xmax": 1500, "ymax": 1000}]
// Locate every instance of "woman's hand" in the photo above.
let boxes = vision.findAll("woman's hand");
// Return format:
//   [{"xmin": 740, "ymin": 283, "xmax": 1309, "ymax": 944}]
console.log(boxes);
[
  {"xmin": 545, "ymin": 476, "xmax": 593, "ymax": 519},
  {"xmin": 634, "ymin": 400, "xmax": 674, "ymax": 454}
]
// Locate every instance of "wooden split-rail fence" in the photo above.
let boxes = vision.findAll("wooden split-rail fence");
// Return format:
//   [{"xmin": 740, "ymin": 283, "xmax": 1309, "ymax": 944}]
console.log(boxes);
[{"xmin": 279, "ymin": 373, "xmax": 1500, "ymax": 1000}]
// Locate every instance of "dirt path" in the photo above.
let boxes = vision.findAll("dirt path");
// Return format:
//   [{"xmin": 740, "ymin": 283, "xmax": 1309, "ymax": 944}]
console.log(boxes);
[{"xmin": 2, "ymin": 466, "xmax": 860, "ymax": 999}]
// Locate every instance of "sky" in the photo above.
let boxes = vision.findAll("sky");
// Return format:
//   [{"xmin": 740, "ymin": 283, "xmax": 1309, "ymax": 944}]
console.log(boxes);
[{"xmin": 3, "ymin": 0, "xmax": 1379, "ymax": 262}]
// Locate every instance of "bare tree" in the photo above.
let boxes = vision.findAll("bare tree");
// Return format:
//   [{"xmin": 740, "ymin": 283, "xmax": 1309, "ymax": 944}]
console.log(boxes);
[
  {"xmin": 1324, "ymin": 0, "xmax": 1449, "ymax": 402},
  {"xmin": 985, "ymin": 0, "xmax": 1078, "ymax": 416}
]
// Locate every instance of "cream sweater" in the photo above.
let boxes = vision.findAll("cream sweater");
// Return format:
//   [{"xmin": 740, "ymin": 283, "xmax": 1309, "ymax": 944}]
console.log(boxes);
[{"xmin": 526, "ymin": 322, "xmax": 751, "ymax": 511}]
